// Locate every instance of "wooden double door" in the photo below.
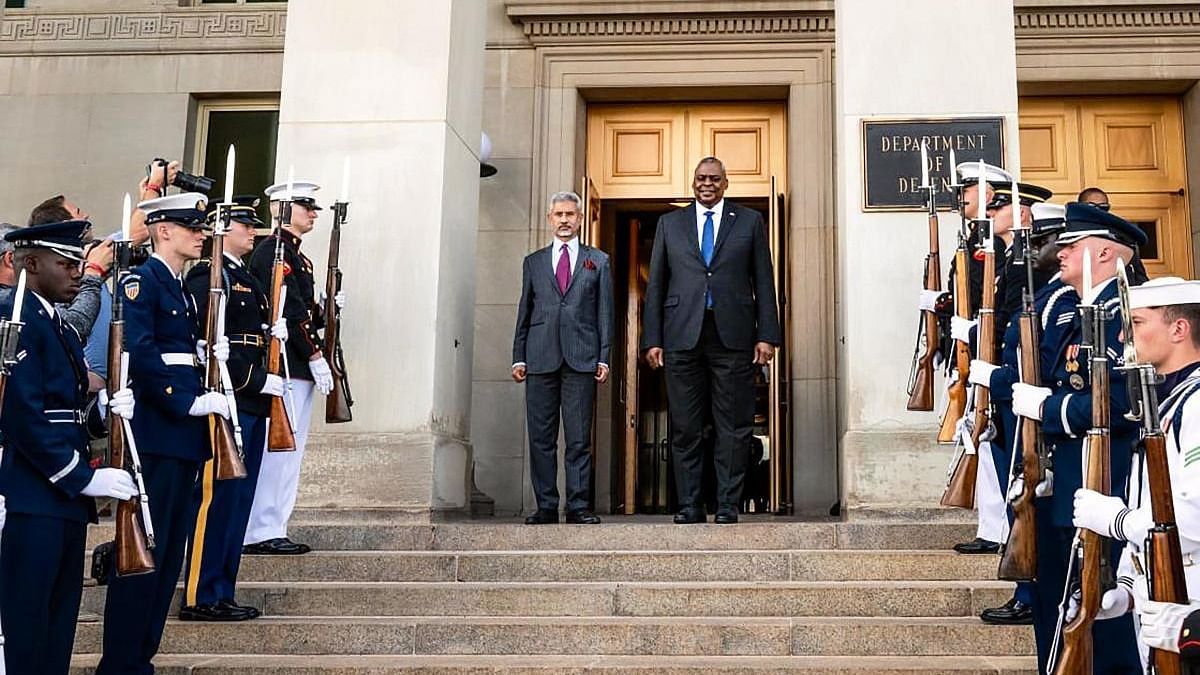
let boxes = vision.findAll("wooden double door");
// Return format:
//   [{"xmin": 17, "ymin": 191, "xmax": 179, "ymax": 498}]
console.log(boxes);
[
  {"xmin": 1019, "ymin": 96, "xmax": 1193, "ymax": 278},
  {"xmin": 582, "ymin": 102, "xmax": 791, "ymax": 515}
]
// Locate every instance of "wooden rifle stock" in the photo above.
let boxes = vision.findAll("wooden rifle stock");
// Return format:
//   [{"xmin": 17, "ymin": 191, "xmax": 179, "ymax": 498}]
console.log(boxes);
[
  {"xmin": 907, "ymin": 189, "xmax": 940, "ymax": 412},
  {"xmin": 1054, "ymin": 304, "xmax": 1112, "ymax": 675},
  {"xmin": 1144, "ymin": 431, "xmax": 1187, "ymax": 674},
  {"xmin": 999, "ymin": 226, "xmax": 1044, "ymax": 581},
  {"xmin": 106, "ymin": 283, "xmax": 154, "ymax": 576},
  {"xmin": 324, "ymin": 202, "xmax": 352, "ymax": 424},
  {"xmin": 266, "ymin": 228, "xmax": 296, "ymax": 451},
  {"xmin": 204, "ymin": 221, "xmax": 246, "ymax": 480},
  {"xmin": 938, "ymin": 248, "xmax": 972, "ymax": 443}
]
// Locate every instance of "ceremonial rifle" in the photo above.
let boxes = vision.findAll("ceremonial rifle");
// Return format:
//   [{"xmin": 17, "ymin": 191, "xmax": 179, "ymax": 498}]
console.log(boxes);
[
  {"xmin": 203, "ymin": 195, "xmax": 247, "ymax": 480},
  {"xmin": 107, "ymin": 196, "xmax": 155, "ymax": 576},
  {"xmin": 997, "ymin": 221, "xmax": 1050, "ymax": 581},
  {"xmin": 323, "ymin": 197, "xmax": 353, "ymax": 423},
  {"xmin": 907, "ymin": 140, "xmax": 940, "ymax": 412},
  {"xmin": 0, "ymin": 269, "xmax": 27, "ymax": 669},
  {"xmin": 937, "ymin": 161, "xmax": 980, "ymax": 444},
  {"xmin": 1116, "ymin": 261, "xmax": 1186, "ymax": 675},
  {"xmin": 265, "ymin": 178, "xmax": 297, "ymax": 452},
  {"xmin": 1052, "ymin": 251, "xmax": 1115, "ymax": 675}
]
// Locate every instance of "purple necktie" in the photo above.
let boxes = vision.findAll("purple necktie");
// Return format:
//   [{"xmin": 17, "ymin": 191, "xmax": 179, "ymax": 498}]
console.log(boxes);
[{"xmin": 556, "ymin": 244, "xmax": 571, "ymax": 294}]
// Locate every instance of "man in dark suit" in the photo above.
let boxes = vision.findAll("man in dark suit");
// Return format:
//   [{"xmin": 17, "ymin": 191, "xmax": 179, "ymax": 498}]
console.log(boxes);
[
  {"xmin": 512, "ymin": 191, "xmax": 613, "ymax": 525},
  {"xmin": 642, "ymin": 157, "xmax": 781, "ymax": 525}
]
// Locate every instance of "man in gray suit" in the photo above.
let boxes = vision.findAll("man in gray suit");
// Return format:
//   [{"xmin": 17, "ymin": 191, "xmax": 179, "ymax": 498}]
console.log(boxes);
[
  {"xmin": 512, "ymin": 191, "xmax": 613, "ymax": 525},
  {"xmin": 643, "ymin": 157, "xmax": 781, "ymax": 525}
]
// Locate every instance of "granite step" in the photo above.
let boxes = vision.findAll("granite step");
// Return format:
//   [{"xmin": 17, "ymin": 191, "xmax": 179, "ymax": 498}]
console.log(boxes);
[
  {"xmin": 83, "ymin": 519, "xmax": 978, "ymax": 552},
  {"xmin": 80, "ymin": 580, "xmax": 1014, "ymax": 618},
  {"xmin": 68, "ymin": 653, "xmax": 1038, "ymax": 674},
  {"xmin": 73, "ymin": 616, "xmax": 1033, "ymax": 657},
  {"xmin": 82, "ymin": 549, "xmax": 1001, "ymax": 583}
]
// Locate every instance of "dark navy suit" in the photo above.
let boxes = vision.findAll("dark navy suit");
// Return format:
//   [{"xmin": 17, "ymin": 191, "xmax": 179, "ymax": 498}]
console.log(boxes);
[
  {"xmin": 1024, "ymin": 278, "xmax": 1140, "ymax": 673},
  {"xmin": 98, "ymin": 255, "xmax": 210, "ymax": 675},
  {"xmin": 181, "ymin": 254, "xmax": 270, "ymax": 608},
  {"xmin": 512, "ymin": 242, "xmax": 612, "ymax": 513},
  {"xmin": 642, "ymin": 202, "xmax": 781, "ymax": 509},
  {"xmin": 0, "ymin": 290, "xmax": 103, "ymax": 675}
]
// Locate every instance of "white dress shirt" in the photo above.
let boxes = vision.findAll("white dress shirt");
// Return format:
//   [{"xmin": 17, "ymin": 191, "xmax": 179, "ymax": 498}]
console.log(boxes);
[
  {"xmin": 695, "ymin": 199, "xmax": 725, "ymax": 251},
  {"xmin": 550, "ymin": 236, "xmax": 579, "ymax": 276}
]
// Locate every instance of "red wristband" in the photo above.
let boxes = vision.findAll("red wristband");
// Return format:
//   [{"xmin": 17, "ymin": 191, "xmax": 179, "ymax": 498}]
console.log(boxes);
[
  {"xmin": 145, "ymin": 183, "xmax": 163, "ymax": 195},
  {"xmin": 85, "ymin": 262, "xmax": 106, "ymax": 276}
]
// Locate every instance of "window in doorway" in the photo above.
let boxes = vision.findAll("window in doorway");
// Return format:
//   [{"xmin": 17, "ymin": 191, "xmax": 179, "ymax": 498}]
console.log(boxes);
[
  {"xmin": 193, "ymin": 100, "xmax": 280, "ymax": 226},
  {"xmin": 4, "ymin": 1, "xmax": 26, "ymax": 8}
]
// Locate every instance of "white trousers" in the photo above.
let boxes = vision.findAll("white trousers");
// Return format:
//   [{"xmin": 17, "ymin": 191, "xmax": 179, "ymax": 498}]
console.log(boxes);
[
  {"xmin": 975, "ymin": 440, "xmax": 1008, "ymax": 543},
  {"xmin": 244, "ymin": 378, "xmax": 314, "ymax": 545}
]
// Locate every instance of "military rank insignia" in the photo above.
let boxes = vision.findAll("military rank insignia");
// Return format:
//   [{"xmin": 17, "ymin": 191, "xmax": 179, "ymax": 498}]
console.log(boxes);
[{"xmin": 124, "ymin": 281, "xmax": 140, "ymax": 301}]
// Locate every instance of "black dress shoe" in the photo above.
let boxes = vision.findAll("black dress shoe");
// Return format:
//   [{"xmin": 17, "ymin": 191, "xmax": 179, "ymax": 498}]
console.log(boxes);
[
  {"xmin": 179, "ymin": 602, "xmax": 254, "ymax": 622},
  {"xmin": 217, "ymin": 598, "xmax": 261, "ymax": 619},
  {"xmin": 566, "ymin": 510, "xmax": 601, "ymax": 524},
  {"xmin": 979, "ymin": 597, "xmax": 1034, "ymax": 625},
  {"xmin": 714, "ymin": 506, "xmax": 739, "ymax": 524},
  {"xmin": 952, "ymin": 537, "xmax": 1000, "ymax": 554},
  {"xmin": 673, "ymin": 507, "xmax": 706, "ymax": 524},
  {"xmin": 524, "ymin": 509, "xmax": 559, "ymax": 525},
  {"xmin": 242, "ymin": 538, "xmax": 311, "ymax": 555}
]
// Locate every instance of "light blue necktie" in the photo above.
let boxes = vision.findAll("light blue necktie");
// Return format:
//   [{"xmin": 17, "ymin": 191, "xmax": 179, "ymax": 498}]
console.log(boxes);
[{"xmin": 701, "ymin": 210, "xmax": 714, "ymax": 308}]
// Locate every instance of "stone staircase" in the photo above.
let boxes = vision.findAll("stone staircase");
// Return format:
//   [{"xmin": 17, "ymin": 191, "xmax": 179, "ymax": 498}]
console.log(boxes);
[{"xmin": 70, "ymin": 511, "xmax": 1036, "ymax": 674}]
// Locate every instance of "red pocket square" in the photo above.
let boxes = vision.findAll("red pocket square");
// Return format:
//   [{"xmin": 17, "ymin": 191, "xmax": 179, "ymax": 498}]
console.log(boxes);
[{"xmin": 583, "ymin": 259, "xmax": 596, "ymax": 271}]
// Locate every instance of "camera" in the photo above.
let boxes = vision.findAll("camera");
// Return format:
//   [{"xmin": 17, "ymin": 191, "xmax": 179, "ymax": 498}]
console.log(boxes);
[{"xmin": 147, "ymin": 158, "xmax": 215, "ymax": 196}]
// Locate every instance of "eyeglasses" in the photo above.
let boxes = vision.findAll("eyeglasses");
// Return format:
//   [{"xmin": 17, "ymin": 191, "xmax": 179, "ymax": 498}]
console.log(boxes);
[{"xmin": 1094, "ymin": 203, "xmax": 1111, "ymax": 211}]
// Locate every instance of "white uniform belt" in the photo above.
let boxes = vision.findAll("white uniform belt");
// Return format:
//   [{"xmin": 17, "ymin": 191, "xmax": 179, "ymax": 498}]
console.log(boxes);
[
  {"xmin": 161, "ymin": 353, "xmax": 197, "ymax": 367},
  {"xmin": 45, "ymin": 408, "xmax": 85, "ymax": 424}
]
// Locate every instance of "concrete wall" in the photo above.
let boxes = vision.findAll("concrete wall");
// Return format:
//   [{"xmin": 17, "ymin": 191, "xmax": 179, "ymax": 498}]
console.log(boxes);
[{"xmin": 835, "ymin": 0, "xmax": 1021, "ymax": 507}]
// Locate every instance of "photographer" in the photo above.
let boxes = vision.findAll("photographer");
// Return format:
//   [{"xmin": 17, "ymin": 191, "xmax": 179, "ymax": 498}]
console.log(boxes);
[
  {"xmin": 0, "ymin": 222, "xmax": 21, "ymax": 304},
  {"xmin": 81, "ymin": 161, "xmax": 174, "ymax": 391}
]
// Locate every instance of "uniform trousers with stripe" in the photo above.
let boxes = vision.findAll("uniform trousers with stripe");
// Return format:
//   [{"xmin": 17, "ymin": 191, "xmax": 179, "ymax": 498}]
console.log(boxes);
[
  {"xmin": 245, "ymin": 379, "xmax": 313, "ymax": 545},
  {"xmin": 97, "ymin": 455, "xmax": 201, "ymax": 675},
  {"xmin": 182, "ymin": 413, "xmax": 266, "ymax": 607},
  {"xmin": 0, "ymin": 513, "xmax": 86, "ymax": 675}
]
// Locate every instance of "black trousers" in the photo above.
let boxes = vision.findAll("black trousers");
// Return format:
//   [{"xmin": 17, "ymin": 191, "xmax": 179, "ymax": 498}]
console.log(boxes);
[
  {"xmin": 0, "ymin": 513, "xmax": 86, "ymax": 675},
  {"xmin": 97, "ymin": 454, "xmax": 201, "ymax": 675},
  {"xmin": 664, "ymin": 313, "xmax": 756, "ymax": 509},
  {"xmin": 525, "ymin": 367, "xmax": 596, "ymax": 512}
]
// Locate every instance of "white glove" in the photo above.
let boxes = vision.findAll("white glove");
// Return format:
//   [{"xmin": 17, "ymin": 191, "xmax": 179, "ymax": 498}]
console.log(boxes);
[
  {"xmin": 968, "ymin": 360, "xmax": 998, "ymax": 388},
  {"xmin": 188, "ymin": 392, "xmax": 230, "ymax": 419},
  {"xmin": 1140, "ymin": 600, "xmax": 1196, "ymax": 653},
  {"xmin": 1071, "ymin": 488, "xmax": 1127, "ymax": 538},
  {"xmin": 195, "ymin": 337, "xmax": 230, "ymax": 365},
  {"xmin": 270, "ymin": 318, "xmax": 288, "ymax": 342},
  {"xmin": 109, "ymin": 387, "xmax": 135, "ymax": 420},
  {"xmin": 334, "ymin": 289, "xmax": 346, "ymax": 310},
  {"xmin": 918, "ymin": 289, "xmax": 942, "ymax": 312},
  {"xmin": 1012, "ymin": 382, "xmax": 1051, "ymax": 421},
  {"xmin": 260, "ymin": 373, "xmax": 285, "ymax": 397},
  {"xmin": 1065, "ymin": 586, "xmax": 1133, "ymax": 623},
  {"xmin": 0, "ymin": 495, "xmax": 6, "ymax": 531},
  {"xmin": 81, "ymin": 468, "xmax": 138, "ymax": 500},
  {"xmin": 951, "ymin": 316, "xmax": 977, "ymax": 343},
  {"xmin": 310, "ymin": 356, "xmax": 334, "ymax": 395}
]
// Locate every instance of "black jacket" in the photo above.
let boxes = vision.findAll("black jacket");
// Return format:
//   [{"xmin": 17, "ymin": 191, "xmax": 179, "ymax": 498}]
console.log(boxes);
[{"xmin": 248, "ymin": 229, "xmax": 324, "ymax": 382}]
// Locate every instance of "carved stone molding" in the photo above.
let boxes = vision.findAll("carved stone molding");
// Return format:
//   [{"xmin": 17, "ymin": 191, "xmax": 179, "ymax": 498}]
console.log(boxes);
[
  {"xmin": 0, "ymin": 7, "xmax": 285, "ymax": 55},
  {"xmin": 1014, "ymin": 5, "xmax": 1200, "ymax": 36},
  {"xmin": 518, "ymin": 14, "xmax": 834, "ymax": 44}
]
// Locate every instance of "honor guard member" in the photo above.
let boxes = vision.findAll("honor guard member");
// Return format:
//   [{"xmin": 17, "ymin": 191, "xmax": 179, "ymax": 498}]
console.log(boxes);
[
  {"xmin": 1071, "ymin": 278, "xmax": 1200, "ymax": 663},
  {"xmin": 180, "ymin": 196, "xmax": 287, "ymax": 621},
  {"xmin": 97, "ymin": 193, "xmax": 232, "ymax": 675},
  {"xmin": 0, "ymin": 221, "xmax": 135, "ymax": 675},
  {"xmin": 970, "ymin": 202, "xmax": 1068, "ymax": 626},
  {"xmin": 244, "ymin": 180, "xmax": 339, "ymax": 555},
  {"xmin": 1009, "ymin": 202, "xmax": 1146, "ymax": 673}
]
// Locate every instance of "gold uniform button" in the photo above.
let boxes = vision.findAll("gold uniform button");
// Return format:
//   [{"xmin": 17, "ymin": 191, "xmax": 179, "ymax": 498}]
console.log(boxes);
[{"xmin": 165, "ymin": 386, "xmax": 173, "ymax": 395}]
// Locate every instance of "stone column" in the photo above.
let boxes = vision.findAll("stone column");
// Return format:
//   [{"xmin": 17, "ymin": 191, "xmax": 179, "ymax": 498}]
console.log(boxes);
[
  {"xmin": 273, "ymin": 0, "xmax": 486, "ymax": 515},
  {"xmin": 835, "ymin": 0, "xmax": 1020, "ymax": 507}
]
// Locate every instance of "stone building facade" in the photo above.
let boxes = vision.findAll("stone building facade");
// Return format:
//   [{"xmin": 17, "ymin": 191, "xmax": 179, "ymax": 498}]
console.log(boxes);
[{"xmin": 2, "ymin": 0, "xmax": 1199, "ymax": 518}]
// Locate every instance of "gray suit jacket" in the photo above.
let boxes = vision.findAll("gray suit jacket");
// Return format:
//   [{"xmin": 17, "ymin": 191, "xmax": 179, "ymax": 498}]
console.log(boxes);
[
  {"xmin": 512, "ymin": 243, "xmax": 613, "ymax": 374},
  {"xmin": 641, "ymin": 201, "xmax": 781, "ymax": 352}
]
